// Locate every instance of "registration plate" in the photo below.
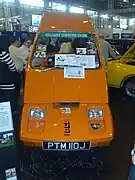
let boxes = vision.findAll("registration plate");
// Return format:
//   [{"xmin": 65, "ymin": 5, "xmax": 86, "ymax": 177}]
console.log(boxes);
[{"xmin": 42, "ymin": 142, "xmax": 90, "ymax": 151}]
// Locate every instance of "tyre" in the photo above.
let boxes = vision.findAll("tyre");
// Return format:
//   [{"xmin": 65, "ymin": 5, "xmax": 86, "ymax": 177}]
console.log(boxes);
[{"xmin": 123, "ymin": 77, "xmax": 135, "ymax": 98}]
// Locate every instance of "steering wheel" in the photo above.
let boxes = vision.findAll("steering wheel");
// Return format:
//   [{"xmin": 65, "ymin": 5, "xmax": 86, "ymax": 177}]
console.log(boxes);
[{"xmin": 42, "ymin": 53, "xmax": 55, "ymax": 67}]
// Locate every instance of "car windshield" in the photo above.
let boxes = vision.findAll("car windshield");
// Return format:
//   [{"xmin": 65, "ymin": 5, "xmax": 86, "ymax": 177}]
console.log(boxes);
[{"xmin": 31, "ymin": 32, "xmax": 100, "ymax": 70}]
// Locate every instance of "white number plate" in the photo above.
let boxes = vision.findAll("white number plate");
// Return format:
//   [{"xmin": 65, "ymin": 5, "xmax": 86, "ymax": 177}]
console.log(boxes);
[{"xmin": 43, "ymin": 142, "xmax": 90, "ymax": 151}]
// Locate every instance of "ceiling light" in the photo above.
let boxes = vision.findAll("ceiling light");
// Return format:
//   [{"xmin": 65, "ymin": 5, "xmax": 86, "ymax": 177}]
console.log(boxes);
[
  {"xmin": 120, "ymin": 18, "xmax": 128, "ymax": 29},
  {"xmin": 69, "ymin": 6, "xmax": 84, "ymax": 14},
  {"xmin": 100, "ymin": 14, "xmax": 109, "ymax": 19},
  {"xmin": 20, "ymin": 0, "xmax": 44, "ymax": 7},
  {"xmin": 108, "ymin": 25, "xmax": 112, "ymax": 28},
  {"xmin": 113, "ymin": 17, "xmax": 119, "ymax": 21},
  {"xmin": 129, "ymin": 18, "xmax": 135, "ymax": 26},
  {"xmin": 49, "ymin": 2, "xmax": 52, "ymax": 7},
  {"xmin": 93, "ymin": 14, "xmax": 98, "ymax": 17}
]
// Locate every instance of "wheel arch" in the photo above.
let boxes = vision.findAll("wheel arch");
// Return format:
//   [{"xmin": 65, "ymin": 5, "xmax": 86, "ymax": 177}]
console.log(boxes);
[{"xmin": 120, "ymin": 74, "xmax": 135, "ymax": 88}]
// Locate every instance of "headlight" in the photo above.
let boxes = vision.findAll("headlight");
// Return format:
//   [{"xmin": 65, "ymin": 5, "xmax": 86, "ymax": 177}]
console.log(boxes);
[
  {"xmin": 88, "ymin": 109, "xmax": 103, "ymax": 119},
  {"xmin": 29, "ymin": 109, "xmax": 45, "ymax": 119}
]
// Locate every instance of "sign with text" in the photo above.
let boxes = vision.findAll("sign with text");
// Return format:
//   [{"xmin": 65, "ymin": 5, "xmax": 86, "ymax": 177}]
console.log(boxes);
[
  {"xmin": 0, "ymin": 102, "xmax": 13, "ymax": 133},
  {"xmin": 64, "ymin": 66, "xmax": 85, "ymax": 79},
  {"xmin": 55, "ymin": 54, "xmax": 96, "ymax": 68},
  {"xmin": 32, "ymin": 14, "xmax": 42, "ymax": 26},
  {"xmin": 40, "ymin": 32, "xmax": 91, "ymax": 38},
  {"xmin": 5, "ymin": 168, "xmax": 17, "ymax": 180},
  {"xmin": 0, "ymin": 102, "xmax": 15, "ymax": 149}
]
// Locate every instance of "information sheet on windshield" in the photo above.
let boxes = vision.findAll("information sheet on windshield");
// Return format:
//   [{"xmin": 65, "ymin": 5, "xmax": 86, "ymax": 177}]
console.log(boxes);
[
  {"xmin": 76, "ymin": 55, "xmax": 96, "ymax": 68},
  {"xmin": 55, "ymin": 54, "xmax": 80, "ymax": 67},
  {"xmin": 55, "ymin": 54, "xmax": 96, "ymax": 68},
  {"xmin": 55, "ymin": 54, "xmax": 96, "ymax": 79}
]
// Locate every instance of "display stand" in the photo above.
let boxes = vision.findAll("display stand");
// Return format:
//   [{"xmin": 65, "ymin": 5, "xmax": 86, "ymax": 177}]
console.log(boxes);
[{"xmin": 0, "ymin": 102, "xmax": 21, "ymax": 180}]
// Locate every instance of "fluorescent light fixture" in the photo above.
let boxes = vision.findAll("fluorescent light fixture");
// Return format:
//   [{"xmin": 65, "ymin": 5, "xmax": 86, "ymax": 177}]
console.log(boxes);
[
  {"xmin": 120, "ymin": 18, "xmax": 128, "ymax": 29},
  {"xmin": 129, "ymin": 18, "xmax": 135, "ymax": 26},
  {"xmin": 10, "ymin": 15, "xmax": 21, "ymax": 19},
  {"xmin": 108, "ymin": 25, "xmax": 112, "ymax": 28},
  {"xmin": 52, "ymin": 3, "xmax": 66, "ymax": 11},
  {"xmin": 100, "ymin": 14, "xmax": 109, "ymax": 19},
  {"xmin": 69, "ymin": 6, "xmax": 84, "ymax": 14},
  {"xmin": 20, "ymin": 0, "xmax": 44, "ymax": 7},
  {"xmin": 0, "ymin": 18, "xmax": 5, "ymax": 21},
  {"xmin": 0, "ymin": 15, "xmax": 21, "ymax": 22},
  {"xmin": 49, "ymin": 2, "xmax": 52, "ymax": 7},
  {"xmin": 93, "ymin": 14, "xmax": 98, "ymax": 17},
  {"xmin": 3, "ymin": 0, "xmax": 14, "ymax": 2}
]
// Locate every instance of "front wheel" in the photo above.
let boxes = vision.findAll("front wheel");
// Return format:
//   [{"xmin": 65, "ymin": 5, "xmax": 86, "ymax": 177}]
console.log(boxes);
[{"xmin": 123, "ymin": 77, "xmax": 135, "ymax": 98}]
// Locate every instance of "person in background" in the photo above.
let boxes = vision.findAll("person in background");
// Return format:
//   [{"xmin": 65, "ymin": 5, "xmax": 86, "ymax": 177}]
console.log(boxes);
[
  {"xmin": 9, "ymin": 36, "xmax": 25, "ymax": 100},
  {"xmin": 19, "ymin": 37, "xmax": 32, "ymax": 66},
  {"xmin": 0, "ymin": 35, "xmax": 18, "ymax": 116},
  {"xmin": 128, "ymin": 147, "xmax": 135, "ymax": 180},
  {"xmin": 9, "ymin": 36, "xmax": 24, "ymax": 72},
  {"xmin": 19, "ymin": 38, "xmax": 33, "ymax": 97},
  {"xmin": 46, "ymin": 38, "xmax": 59, "ymax": 54},
  {"xmin": 98, "ymin": 35, "xmax": 117, "ymax": 64},
  {"xmin": 59, "ymin": 38, "xmax": 73, "ymax": 53}
]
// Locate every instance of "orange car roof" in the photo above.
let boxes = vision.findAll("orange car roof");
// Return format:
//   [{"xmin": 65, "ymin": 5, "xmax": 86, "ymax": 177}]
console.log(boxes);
[{"xmin": 38, "ymin": 11, "xmax": 95, "ymax": 34}]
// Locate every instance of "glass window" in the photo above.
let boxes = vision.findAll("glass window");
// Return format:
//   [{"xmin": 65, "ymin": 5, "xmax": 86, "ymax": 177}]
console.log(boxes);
[
  {"xmin": 52, "ymin": 3, "xmax": 66, "ymax": 12},
  {"xmin": 31, "ymin": 32, "xmax": 100, "ymax": 70},
  {"xmin": 0, "ymin": 0, "xmax": 14, "ymax": 2},
  {"xmin": 20, "ymin": 0, "xmax": 44, "ymax": 7},
  {"xmin": 69, "ymin": 6, "xmax": 84, "ymax": 14}
]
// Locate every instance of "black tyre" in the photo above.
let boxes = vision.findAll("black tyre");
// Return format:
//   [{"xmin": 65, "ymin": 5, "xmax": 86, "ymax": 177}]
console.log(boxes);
[{"xmin": 123, "ymin": 77, "xmax": 135, "ymax": 98}]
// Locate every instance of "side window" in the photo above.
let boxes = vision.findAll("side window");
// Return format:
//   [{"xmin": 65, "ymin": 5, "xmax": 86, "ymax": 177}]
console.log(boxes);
[{"xmin": 31, "ymin": 38, "xmax": 49, "ymax": 68}]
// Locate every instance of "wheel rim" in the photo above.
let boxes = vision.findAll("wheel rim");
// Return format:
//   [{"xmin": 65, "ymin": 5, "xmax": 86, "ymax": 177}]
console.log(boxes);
[{"xmin": 125, "ymin": 79, "xmax": 135, "ymax": 97}]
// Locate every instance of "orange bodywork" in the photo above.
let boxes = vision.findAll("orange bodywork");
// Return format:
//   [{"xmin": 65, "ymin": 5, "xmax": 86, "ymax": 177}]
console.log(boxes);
[
  {"xmin": 38, "ymin": 12, "xmax": 95, "ymax": 33},
  {"xmin": 20, "ymin": 11, "xmax": 113, "ymax": 149}
]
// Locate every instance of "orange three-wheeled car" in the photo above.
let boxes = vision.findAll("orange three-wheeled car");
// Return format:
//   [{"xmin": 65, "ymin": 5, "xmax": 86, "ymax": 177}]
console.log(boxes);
[{"xmin": 20, "ymin": 11, "xmax": 113, "ymax": 151}]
